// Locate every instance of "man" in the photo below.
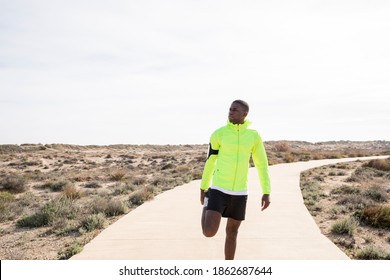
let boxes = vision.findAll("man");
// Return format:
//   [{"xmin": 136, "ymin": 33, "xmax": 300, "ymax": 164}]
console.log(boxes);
[{"xmin": 200, "ymin": 100, "xmax": 271, "ymax": 260}]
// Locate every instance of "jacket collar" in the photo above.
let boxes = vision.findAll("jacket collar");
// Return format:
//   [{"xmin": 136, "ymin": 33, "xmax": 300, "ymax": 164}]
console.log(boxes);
[{"xmin": 227, "ymin": 119, "xmax": 251, "ymax": 131}]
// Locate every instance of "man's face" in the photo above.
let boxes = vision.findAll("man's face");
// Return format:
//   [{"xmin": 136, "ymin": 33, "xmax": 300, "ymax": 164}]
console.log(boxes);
[{"xmin": 228, "ymin": 102, "xmax": 248, "ymax": 124}]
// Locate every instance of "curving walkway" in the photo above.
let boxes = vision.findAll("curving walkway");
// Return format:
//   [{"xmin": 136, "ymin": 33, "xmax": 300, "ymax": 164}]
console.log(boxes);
[{"xmin": 71, "ymin": 156, "xmax": 388, "ymax": 260}]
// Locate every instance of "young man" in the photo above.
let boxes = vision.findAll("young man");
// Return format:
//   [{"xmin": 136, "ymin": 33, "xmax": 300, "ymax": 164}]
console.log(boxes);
[{"xmin": 200, "ymin": 100, "xmax": 271, "ymax": 260}]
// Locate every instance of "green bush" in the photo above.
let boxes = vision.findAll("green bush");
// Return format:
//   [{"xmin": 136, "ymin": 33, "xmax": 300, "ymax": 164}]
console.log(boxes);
[
  {"xmin": 90, "ymin": 196, "xmax": 110, "ymax": 214},
  {"xmin": 364, "ymin": 186, "xmax": 388, "ymax": 202},
  {"xmin": 40, "ymin": 180, "xmax": 70, "ymax": 192},
  {"xmin": 58, "ymin": 240, "xmax": 83, "ymax": 260},
  {"xmin": 105, "ymin": 200, "xmax": 128, "ymax": 216},
  {"xmin": 0, "ymin": 191, "xmax": 15, "ymax": 204},
  {"xmin": 331, "ymin": 185, "xmax": 361, "ymax": 195},
  {"xmin": 17, "ymin": 198, "xmax": 77, "ymax": 228},
  {"xmin": 90, "ymin": 197, "xmax": 128, "ymax": 216},
  {"xmin": 301, "ymin": 181, "xmax": 322, "ymax": 202},
  {"xmin": 331, "ymin": 217, "xmax": 358, "ymax": 236},
  {"xmin": 84, "ymin": 181, "xmax": 102, "ymax": 189},
  {"xmin": 128, "ymin": 186, "xmax": 155, "ymax": 206},
  {"xmin": 356, "ymin": 246, "xmax": 390, "ymax": 260},
  {"xmin": 0, "ymin": 192, "xmax": 16, "ymax": 222},
  {"xmin": 80, "ymin": 213, "xmax": 106, "ymax": 232},
  {"xmin": 337, "ymin": 194, "xmax": 370, "ymax": 211}
]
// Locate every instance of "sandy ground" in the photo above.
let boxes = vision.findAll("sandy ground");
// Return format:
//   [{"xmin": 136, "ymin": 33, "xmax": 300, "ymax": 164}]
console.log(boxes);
[{"xmin": 0, "ymin": 142, "xmax": 389, "ymax": 259}]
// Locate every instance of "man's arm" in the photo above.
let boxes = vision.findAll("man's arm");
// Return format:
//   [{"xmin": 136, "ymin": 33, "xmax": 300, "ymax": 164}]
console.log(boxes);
[
  {"xmin": 200, "ymin": 132, "xmax": 219, "ymax": 204},
  {"xmin": 252, "ymin": 132, "xmax": 271, "ymax": 210},
  {"xmin": 200, "ymin": 144, "xmax": 218, "ymax": 190}
]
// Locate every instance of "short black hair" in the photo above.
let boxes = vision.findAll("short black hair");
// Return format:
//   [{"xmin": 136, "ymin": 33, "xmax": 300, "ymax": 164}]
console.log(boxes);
[{"xmin": 232, "ymin": 100, "xmax": 249, "ymax": 113}]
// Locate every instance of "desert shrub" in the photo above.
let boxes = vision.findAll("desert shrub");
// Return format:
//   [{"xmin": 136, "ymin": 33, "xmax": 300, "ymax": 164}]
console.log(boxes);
[
  {"xmin": 314, "ymin": 175, "xmax": 324, "ymax": 182},
  {"xmin": 360, "ymin": 206, "xmax": 390, "ymax": 229},
  {"xmin": 17, "ymin": 197, "xmax": 77, "ymax": 228},
  {"xmin": 58, "ymin": 240, "xmax": 83, "ymax": 260},
  {"xmin": 301, "ymin": 181, "xmax": 322, "ymax": 202},
  {"xmin": 17, "ymin": 191, "xmax": 39, "ymax": 207},
  {"xmin": 0, "ymin": 191, "xmax": 15, "ymax": 204},
  {"xmin": 110, "ymin": 170, "xmax": 127, "ymax": 181},
  {"xmin": 283, "ymin": 153, "xmax": 295, "ymax": 163},
  {"xmin": 191, "ymin": 169, "xmax": 203, "ymax": 180},
  {"xmin": 90, "ymin": 197, "xmax": 128, "ymax": 216},
  {"xmin": 294, "ymin": 152, "xmax": 308, "ymax": 161},
  {"xmin": 325, "ymin": 152, "xmax": 343, "ymax": 159},
  {"xmin": 161, "ymin": 163, "xmax": 175, "ymax": 170},
  {"xmin": 128, "ymin": 186, "xmax": 155, "ymax": 206},
  {"xmin": 62, "ymin": 185, "xmax": 83, "ymax": 200},
  {"xmin": 330, "ymin": 206, "xmax": 344, "ymax": 217},
  {"xmin": 52, "ymin": 218, "xmax": 78, "ymax": 236},
  {"xmin": 364, "ymin": 158, "xmax": 390, "ymax": 172},
  {"xmin": 80, "ymin": 213, "xmax": 106, "ymax": 232},
  {"xmin": 84, "ymin": 181, "xmax": 102, "ymax": 189},
  {"xmin": 175, "ymin": 165, "xmax": 191, "ymax": 173},
  {"xmin": 0, "ymin": 174, "xmax": 28, "ymax": 193},
  {"xmin": 274, "ymin": 142, "xmax": 291, "ymax": 152},
  {"xmin": 40, "ymin": 180, "xmax": 70, "ymax": 192},
  {"xmin": 0, "ymin": 192, "xmax": 16, "ymax": 222},
  {"xmin": 337, "ymin": 194, "xmax": 370, "ymax": 211},
  {"xmin": 331, "ymin": 185, "xmax": 361, "ymax": 195},
  {"xmin": 175, "ymin": 174, "xmax": 192, "ymax": 186},
  {"xmin": 90, "ymin": 196, "xmax": 110, "ymax": 214},
  {"xmin": 132, "ymin": 176, "xmax": 146, "ymax": 186},
  {"xmin": 364, "ymin": 186, "xmax": 388, "ymax": 202},
  {"xmin": 112, "ymin": 182, "xmax": 134, "ymax": 196},
  {"xmin": 1, "ymin": 192, "xmax": 40, "ymax": 222},
  {"xmin": 150, "ymin": 176, "xmax": 169, "ymax": 187},
  {"xmin": 346, "ymin": 167, "xmax": 374, "ymax": 182},
  {"xmin": 331, "ymin": 217, "xmax": 358, "ymax": 236},
  {"xmin": 356, "ymin": 246, "xmax": 390, "ymax": 260},
  {"xmin": 104, "ymin": 200, "xmax": 128, "ymax": 216}
]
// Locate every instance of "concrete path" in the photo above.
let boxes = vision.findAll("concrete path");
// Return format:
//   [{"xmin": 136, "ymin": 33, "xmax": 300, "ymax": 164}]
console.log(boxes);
[{"xmin": 71, "ymin": 156, "xmax": 388, "ymax": 260}]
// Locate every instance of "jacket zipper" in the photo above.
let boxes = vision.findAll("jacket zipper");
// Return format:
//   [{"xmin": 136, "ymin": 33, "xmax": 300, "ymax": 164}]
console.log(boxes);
[{"xmin": 233, "ymin": 126, "xmax": 240, "ymax": 191}]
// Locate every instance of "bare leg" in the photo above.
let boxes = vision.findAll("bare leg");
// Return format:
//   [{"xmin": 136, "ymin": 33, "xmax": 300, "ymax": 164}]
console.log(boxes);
[
  {"xmin": 225, "ymin": 218, "xmax": 241, "ymax": 260},
  {"xmin": 201, "ymin": 208, "xmax": 222, "ymax": 237}
]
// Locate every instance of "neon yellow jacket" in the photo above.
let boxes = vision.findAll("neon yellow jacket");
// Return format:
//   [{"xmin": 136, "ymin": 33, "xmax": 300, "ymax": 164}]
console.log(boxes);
[{"xmin": 200, "ymin": 120, "xmax": 271, "ymax": 194}]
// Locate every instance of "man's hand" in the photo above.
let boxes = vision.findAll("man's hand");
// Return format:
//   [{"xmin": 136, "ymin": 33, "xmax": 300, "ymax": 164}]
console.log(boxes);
[
  {"xmin": 200, "ymin": 189, "xmax": 206, "ymax": 205},
  {"xmin": 261, "ymin": 194, "xmax": 270, "ymax": 211}
]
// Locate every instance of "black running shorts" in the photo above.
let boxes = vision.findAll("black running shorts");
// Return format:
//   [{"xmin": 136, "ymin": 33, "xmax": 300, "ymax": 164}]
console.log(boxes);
[{"xmin": 204, "ymin": 189, "xmax": 248, "ymax": 221}]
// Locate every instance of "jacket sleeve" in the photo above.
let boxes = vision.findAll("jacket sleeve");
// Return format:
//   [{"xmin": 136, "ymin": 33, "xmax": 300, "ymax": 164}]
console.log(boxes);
[
  {"xmin": 200, "ymin": 131, "xmax": 220, "ymax": 191},
  {"xmin": 252, "ymin": 132, "xmax": 271, "ymax": 194}
]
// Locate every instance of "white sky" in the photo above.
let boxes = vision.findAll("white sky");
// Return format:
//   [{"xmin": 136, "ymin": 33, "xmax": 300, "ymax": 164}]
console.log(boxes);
[{"xmin": 1, "ymin": 0, "xmax": 389, "ymax": 145}]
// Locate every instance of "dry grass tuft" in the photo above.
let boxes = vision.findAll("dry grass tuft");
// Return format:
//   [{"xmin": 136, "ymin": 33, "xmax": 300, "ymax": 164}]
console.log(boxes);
[
  {"xmin": 62, "ymin": 186, "xmax": 83, "ymax": 200},
  {"xmin": 0, "ymin": 174, "xmax": 29, "ymax": 193},
  {"xmin": 128, "ymin": 186, "xmax": 155, "ymax": 206},
  {"xmin": 364, "ymin": 158, "xmax": 390, "ymax": 172},
  {"xmin": 360, "ymin": 206, "xmax": 390, "ymax": 229}
]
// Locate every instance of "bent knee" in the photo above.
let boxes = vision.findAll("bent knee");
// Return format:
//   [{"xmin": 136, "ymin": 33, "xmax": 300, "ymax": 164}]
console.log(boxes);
[{"xmin": 203, "ymin": 228, "xmax": 218, "ymax": 238}]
